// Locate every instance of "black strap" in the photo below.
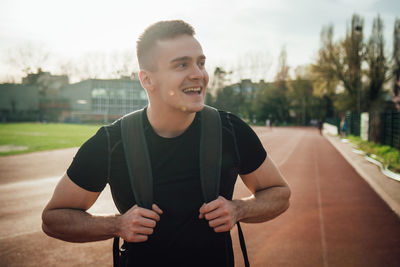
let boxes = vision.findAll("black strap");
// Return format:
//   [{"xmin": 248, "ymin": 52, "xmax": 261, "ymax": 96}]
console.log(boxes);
[
  {"xmin": 114, "ymin": 108, "xmax": 153, "ymax": 267},
  {"xmin": 121, "ymin": 109, "xmax": 153, "ymax": 209},
  {"xmin": 202, "ymin": 106, "xmax": 249, "ymax": 266},
  {"xmin": 237, "ymin": 222, "xmax": 250, "ymax": 267},
  {"xmin": 113, "ymin": 236, "xmax": 120, "ymax": 267},
  {"xmin": 200, "ymin": 106, "xmax": 222, "ymax": 202}
]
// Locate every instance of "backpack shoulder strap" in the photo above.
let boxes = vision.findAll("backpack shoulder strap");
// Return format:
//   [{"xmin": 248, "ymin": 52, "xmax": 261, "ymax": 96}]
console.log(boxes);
[
  {"xmin": 115, "ymin": 108, "xmax": 154, "ymax": 267},
  {"xmin": 120, "ymin": 108, "xmax": 153, "ymax": 209},
  {"xmin": 200, "ymin": 105, "xmax": 250, "ymax": 267},
  {"xmin": 200, "ymin": 105, "xmax": 222, "ymax": 203}
]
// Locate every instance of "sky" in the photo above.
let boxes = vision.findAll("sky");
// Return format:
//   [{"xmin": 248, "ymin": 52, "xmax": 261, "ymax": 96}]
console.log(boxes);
[{"xmin": 0, "ymin": 0, "xmax": 399, "ymax": 83}]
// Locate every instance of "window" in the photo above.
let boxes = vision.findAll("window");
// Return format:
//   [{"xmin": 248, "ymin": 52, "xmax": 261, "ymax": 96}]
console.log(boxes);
[{"xmin": 91, "ymin": 82, "xmax": 147, "ymax": 115}]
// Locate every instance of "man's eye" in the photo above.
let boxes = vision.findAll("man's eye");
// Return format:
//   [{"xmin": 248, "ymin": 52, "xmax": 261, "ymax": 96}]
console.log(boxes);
[{"xmin": 178, "ymin": 63, "xmax": 187, "ymax": 68}]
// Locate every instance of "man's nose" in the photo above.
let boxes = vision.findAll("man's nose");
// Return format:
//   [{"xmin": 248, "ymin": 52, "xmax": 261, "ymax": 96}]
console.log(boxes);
[{"xmin": 188, "ymin": 64, "xmax": 204, "ymax": 80}]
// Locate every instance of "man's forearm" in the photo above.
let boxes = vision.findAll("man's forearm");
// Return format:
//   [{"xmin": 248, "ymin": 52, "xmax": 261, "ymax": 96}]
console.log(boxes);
[
  {"xmin": 42, "ymin": 208, "xmax": 118, "ymax": 243},
  {"xmin": 234, "ymin": 185, "xmax": 290, "ymax": 223}
]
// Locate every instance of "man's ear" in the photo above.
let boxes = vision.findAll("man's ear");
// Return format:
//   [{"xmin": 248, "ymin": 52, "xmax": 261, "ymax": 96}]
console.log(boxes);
[{"xmin": 139, "ymin": 70, "xmax": 155, "ymax": 92}]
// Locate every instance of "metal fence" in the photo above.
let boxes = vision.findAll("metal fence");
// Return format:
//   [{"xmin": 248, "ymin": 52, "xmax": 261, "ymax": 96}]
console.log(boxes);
[
  {"xmin": 379, "ymin": 111, "xmax": 400, "ymax": 150},
  {"xmin": 345, "ymin": 112, "xmax": 361, "ymax": 137},
  {"xmin": 327, "ymin": 111, "xmax": 400, "ymax": 150}
]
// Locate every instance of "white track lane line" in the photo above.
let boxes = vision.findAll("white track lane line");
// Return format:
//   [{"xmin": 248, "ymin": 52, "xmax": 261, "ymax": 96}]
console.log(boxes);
[
  {"xmin": 314, "ymin": 142, "xmax": 329, "ymax": 267},
  {"xmin": 0, "ymin": 176, "xmax": 60, "ymax": 191},
  {"xmin": 277, "ymin": 131, "xmax": 305, "ymax": 167}
]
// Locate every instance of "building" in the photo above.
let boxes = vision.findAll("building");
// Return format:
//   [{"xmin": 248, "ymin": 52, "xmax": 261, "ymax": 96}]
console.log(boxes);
[
  {"xmin": 59, "ymin": 77, "xmax": 147, "ymax": 123},
  {"xmin": 0, "ymin": 71, "xmax": 148, "ymax": 123},
  {"xmin": 0, "ymin": 83, "xmax": 39, "ymax": 121}
]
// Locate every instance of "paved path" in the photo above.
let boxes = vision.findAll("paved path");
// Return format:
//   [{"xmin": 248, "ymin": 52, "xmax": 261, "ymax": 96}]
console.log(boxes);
[
  {"xmin": 0, "ymin": 148, "xmax": 78, "ymax": 185},
  {"xmin": 0, "ymin": 148, "xmax": 118, "ymax": 266},
  {"xmin": 231, "ymin": 127, "xmax": 400, "ymax": 267},
  {"xmin": 325, "ymin": 133, "xmax": 400, "ymax": 217},
  {"xmin": 0, "ymin": 127, "xmax": 399, "ymax": 266}
]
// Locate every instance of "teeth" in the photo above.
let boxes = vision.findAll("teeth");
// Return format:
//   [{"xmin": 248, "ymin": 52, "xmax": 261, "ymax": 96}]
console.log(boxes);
[{"xmin": 183, "ymin": 87, "xmax": 201, "ymax": 93}]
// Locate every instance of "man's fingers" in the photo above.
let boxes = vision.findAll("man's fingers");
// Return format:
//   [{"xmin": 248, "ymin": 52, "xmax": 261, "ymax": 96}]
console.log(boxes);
[
  {"xmin": 152, "ymin": 204, "xmax": 163, "ymax": 215},
  {"xmin": 137, "ymin": 217, "xmax": 157, "ymax": 228},
  {"xmin": 213, "ymin": 225, "xmax": 230, "ymax": 233},
  {"xmin": 203, "ymin": 200, "xmax": 220, "ymax": 213},
  {"xmin": 199, "ymin": 203, "xmax": 206, "ymax": 218},
  {"xmin": 132, "ymin": 234, "xmax": 149, "ymax": 242},
  {"xmin": 208, "ymin": 217, "xmax": 232, "ymax": 233},
  {"xmin": 120, "ymin": 204, "xmax": 163, "ymax": 243},
  {"xmin": 208, "ymin": 217, "xmax": 226, "ymax": 228},
  {"xmin": 198, "ymin": 197, "xmax": 236, "ymax": 232},
  {"xmin": 199, "ymin": 197, "xmax": 230, "ymax": 221},
  {"xmin": 204, "ymin": 208, "xmax": 224, "ymax": 221},
  {"xmin": 199, "ymin": 197, "xmax": 223, "ymax": 215},
  {"xmin": 138, "ymin": 207, "xmax": 161, "ymax": 221},
  {"xmin": 135, "ymin": 226, "xmax": 155, "ymax": 235}
]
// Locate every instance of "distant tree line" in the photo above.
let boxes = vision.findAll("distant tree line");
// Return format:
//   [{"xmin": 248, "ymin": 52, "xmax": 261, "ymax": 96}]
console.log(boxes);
[
  {"xmin": 207, "ymin": 14, "xmax": 400, "ymax": 125},
  {"xmin": 2, "ymin": 43, "xmax": 139, "ymax": 83}
]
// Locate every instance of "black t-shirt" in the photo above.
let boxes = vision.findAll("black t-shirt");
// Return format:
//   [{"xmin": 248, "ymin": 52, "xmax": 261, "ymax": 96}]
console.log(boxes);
[{"xmin": 67, "ymin": 109, "xmax": 266, "ymax": 266}]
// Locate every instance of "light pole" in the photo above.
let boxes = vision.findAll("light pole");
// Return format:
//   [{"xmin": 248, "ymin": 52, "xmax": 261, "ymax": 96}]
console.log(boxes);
[{"xmin": 354, "ymin": 24, "xmax": 363, "ymax": 115}]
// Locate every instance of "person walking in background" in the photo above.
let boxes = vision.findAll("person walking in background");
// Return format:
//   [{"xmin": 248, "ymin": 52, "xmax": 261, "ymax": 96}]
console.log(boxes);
[
  {"xmin": 318, "ymin": 119, "xmax": 323, "ymax": 135},
  {"xmin": 41, "ymin": 20, "xmax": 291, "ymax": 266},
  {"xmin": 340, "ymin": 117, "xmax": 347, "ymax": 137}
]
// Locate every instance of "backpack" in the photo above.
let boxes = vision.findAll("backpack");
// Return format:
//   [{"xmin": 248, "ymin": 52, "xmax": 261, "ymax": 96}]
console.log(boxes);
[{"xmin": 113, "ymin": 105, "xmax": 249, "ymax": 267}]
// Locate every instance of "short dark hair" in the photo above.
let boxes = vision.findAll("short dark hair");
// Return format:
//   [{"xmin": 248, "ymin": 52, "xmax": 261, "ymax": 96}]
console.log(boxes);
[{"xmin": 137, "ymin": 20, "xmax": 195, "ymax": 70}]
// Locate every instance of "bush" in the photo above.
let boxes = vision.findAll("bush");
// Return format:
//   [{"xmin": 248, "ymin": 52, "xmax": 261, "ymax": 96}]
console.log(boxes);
[{"xmin": 347, "ymin": 135, "xmax": 400, "ymax": 173}]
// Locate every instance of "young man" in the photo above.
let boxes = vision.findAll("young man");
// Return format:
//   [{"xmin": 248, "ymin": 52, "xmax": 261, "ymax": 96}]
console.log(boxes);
[{"xmin": 42, "ymin": 20, "xmax": 291, "ymax": 266}]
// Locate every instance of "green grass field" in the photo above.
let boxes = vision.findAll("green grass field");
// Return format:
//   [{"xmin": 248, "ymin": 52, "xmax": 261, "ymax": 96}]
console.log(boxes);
[{"xmin": 0, "ymin": 123, "xmax": 101, "ymax": 156}]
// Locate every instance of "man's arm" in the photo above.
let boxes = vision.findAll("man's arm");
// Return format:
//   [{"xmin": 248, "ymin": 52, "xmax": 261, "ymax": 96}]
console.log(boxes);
[
  {"xmin": 234, "ymin": 156, "xmax": 290, "ymax": 223},
  {"xmin": 199, "ymin": 157, "xmax": 290, "ymax": 232},
  {"xmin": 42, "ymin": 173, "xmax": 162, "ymax": 243}
]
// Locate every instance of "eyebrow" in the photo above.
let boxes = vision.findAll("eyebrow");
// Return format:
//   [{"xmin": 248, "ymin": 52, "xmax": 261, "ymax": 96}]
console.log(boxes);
[{"xmin": 169, "ymin": 55, "xmax": 206, "ymax": 64}]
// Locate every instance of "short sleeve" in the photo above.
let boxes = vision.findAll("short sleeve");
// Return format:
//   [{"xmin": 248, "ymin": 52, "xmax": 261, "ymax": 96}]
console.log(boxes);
[
  {"xmin": 229, "ymin": 114, "xmax": 267, "ymax": 175},
  {"xmin": 67, "ymin": 127, "xmax": 109, "ymax": 192}
]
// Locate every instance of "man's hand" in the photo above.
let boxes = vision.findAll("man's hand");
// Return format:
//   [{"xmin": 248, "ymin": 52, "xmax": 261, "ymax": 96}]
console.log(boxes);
[
  {"xmin": 199, "ymin": 196, "xmax": 240, "ymax": 233},
  {"xmin": 117, "ymin": 204, "xmax": 163, "ymax": 242}
]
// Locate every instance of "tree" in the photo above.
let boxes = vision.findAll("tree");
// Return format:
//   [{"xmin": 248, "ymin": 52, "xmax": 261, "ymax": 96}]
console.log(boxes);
[
  {"xmin": 288, "ymin": 67, "xmax": 316, "ymax": 125},
  {"xmin": 77, "ymin": 52, "xmax": 109, "ymax": 80},
  {"xmin": 312, "ymin": 14, "xmax": 364, "ymax": 113},
  {"xmin": 271, "ymin": 47, "xmax": 291, "ymax": 124},
  {"xmin": 213, "ymin": 85, "xmax": 241, "ymax": 115},
  {"xmin": 365, "ymin": 15, "xmax": 390, "ymax": 111},
  {"xmin": 5, "ymin": 42, "xmax": 51, "ymax": 82},
  {"xmin": 341, "ymin": 14, "xmax": 364, "ymax": 112},
  {"xmin": 233, "ymin": 51, "xmax": 272, "ymax": 82},
  {"xmin": 393, "ymin": 17, "xmax": 400, "ymax": 97},
  {"xmin": 310, "ymin": 24, "xmax": 339, "ymax": 117},
  {"xmin": 274, "ymin": 47, "xmax": 290, "ymax": 85},
  {"xmin": 252, "ymin": 48, "xmax": 291, "ymax": 125},
  {"xmin": 211, "ymin": 67, "xmax": 239, "ymax": 113},
  {"xmin": 311, "ymin": 25, "xmax": 338, "ymax": 95},
  {"xmin": 110, "ymin": 50, "xmax": 139, "ymax": 79},
  {"xmin": 209, "ymin": 67, "xmax": 230, "ymax": 96},
  {"xmin": 253, "ymin": 82, "xmax": 274, "ymax": 122}
]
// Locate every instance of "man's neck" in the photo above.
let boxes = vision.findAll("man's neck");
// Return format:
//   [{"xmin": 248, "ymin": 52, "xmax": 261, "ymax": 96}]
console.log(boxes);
[{"xmin": 146, "ymin": 105, "xmax": 197, "ymax": 138}]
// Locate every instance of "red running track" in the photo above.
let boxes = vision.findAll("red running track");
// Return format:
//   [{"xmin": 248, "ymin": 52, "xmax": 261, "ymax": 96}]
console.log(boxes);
[
  {"xmin": 1, "ymin": 127, "xmax": 399, "ymax": 266},
  {"xmin": 232, "ymin": 127, "xmax": 400, "ymax": 267}
]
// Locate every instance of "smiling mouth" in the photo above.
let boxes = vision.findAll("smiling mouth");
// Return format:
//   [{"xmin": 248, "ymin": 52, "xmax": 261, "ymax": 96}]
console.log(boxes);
[{"xmin": 182, "ymin": 87, "xmax": 202, "ymax": 95}]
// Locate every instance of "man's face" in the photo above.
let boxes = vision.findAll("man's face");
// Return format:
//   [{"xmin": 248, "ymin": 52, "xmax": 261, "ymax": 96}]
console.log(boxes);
[{"xmin": 147, "ymin": 35, "xmax": 209, "ymax": 113}]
